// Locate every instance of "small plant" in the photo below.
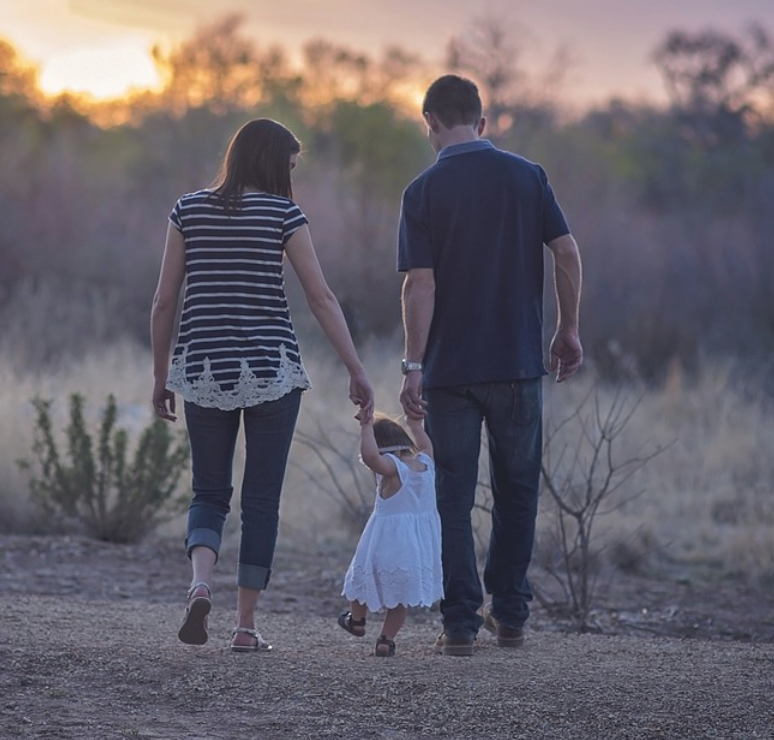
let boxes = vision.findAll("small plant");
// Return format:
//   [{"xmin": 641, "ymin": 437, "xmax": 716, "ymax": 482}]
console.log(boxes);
[{"xmin": 17, "ymin": 393, "xmax": 190, "ymax": 543}]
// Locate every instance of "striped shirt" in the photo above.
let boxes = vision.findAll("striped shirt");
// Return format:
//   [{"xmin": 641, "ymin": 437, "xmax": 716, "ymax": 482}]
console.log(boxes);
[{"xmin": 166, "ymin": 189, "xmax": 312, "ymax": 410}]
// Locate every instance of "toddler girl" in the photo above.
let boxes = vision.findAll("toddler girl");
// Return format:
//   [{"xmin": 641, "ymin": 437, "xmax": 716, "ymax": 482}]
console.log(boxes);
[{"xmin": 339, "ymin": 411, "xmax": 443, "ymax": 656}]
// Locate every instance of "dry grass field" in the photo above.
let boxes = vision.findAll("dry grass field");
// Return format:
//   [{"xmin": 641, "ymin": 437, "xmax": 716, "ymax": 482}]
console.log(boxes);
[
  {"xmin": 2, "ymin": 338, "xmax": 773, "ymax": 586},
  {"xmin": 2, "ymin": 340, "xmax": 774, "ymax": 738}
]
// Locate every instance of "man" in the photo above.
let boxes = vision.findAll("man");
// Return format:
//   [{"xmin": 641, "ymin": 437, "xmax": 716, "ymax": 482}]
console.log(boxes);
[{"xmin": 398, "ymin": 74, "xmax": 583, "ymax": 656}]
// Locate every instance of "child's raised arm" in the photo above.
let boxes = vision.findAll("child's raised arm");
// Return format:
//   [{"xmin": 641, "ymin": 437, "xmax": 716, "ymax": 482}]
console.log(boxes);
[
  {"xmin": 406, "ymin": 416, "xmax": 433, "ymax": 459},
  {"xmin": 357, "ymin": 412, "xmax": 398, "ymax": 478}
]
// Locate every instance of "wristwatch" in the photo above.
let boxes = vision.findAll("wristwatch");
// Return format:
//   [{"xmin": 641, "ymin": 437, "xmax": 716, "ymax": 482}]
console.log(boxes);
[{"xmin": 400, "ymin": 359, "xmax": 423, "ymax": 374}]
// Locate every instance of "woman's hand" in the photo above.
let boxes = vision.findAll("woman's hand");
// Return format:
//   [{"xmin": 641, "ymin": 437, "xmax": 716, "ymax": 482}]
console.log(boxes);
[
  {"xmin": 349, "ymin": 371, "xmax": 374, "ymax": 423},
  {"xmin": 354, "ymin": 408, "xmax": 373, "ymax": 427},
  {"xmin": 152, "ymin": 381, "xmax": 177, "ymax": 422}
]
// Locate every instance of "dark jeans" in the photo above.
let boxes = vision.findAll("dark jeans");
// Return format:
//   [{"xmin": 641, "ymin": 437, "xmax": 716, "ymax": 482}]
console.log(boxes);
[
  {"xmin": 425, "ymin": 379, "xmax": 542, "ymax": 636},
  {"xmin": 183, "ymin": 389, "xmax": 301, "ymax": 590}
]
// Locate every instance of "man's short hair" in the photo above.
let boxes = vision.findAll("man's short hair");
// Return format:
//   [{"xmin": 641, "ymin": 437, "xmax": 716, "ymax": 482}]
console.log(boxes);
[{"xmin": 422, "ymin": 75, "xmax": 483, "ymax": 129}]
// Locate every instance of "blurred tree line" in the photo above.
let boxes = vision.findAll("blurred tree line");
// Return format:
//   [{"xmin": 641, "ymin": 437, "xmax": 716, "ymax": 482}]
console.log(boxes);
[{"xmin": 1, "ymin": 14, "xmax": 773, "ymax": 384}]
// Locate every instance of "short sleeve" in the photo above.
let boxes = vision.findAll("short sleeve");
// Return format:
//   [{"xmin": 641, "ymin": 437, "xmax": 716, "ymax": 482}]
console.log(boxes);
[
  {"xmin": 539, "ymin": 168, "xmax": 570, "ymax": 243},
  {"xmin": 283, "ymin": 201, "xmax": 309, "ymax": 244},
  {"xmin": 169, "ymin": 199, "xmax": 184, "ymax": 233},
  {"xmin": 397, "ymin": 182, "xmax": 434, "ymax": 272}
]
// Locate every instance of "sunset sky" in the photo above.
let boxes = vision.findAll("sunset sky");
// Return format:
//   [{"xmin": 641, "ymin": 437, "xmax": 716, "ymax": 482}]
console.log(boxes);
[{"xmin": 3, "ymin": 0, "xmax": 773, "ymax": 105}]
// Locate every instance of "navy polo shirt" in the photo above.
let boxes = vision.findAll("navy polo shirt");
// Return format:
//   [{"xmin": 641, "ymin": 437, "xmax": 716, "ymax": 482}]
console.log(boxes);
[{"xmin": 397, "ymin": 139, "xmax": 570, "ymax": 389}]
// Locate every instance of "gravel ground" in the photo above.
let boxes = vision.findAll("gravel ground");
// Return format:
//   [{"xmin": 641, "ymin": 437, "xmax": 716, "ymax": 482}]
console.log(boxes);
[{"xmin": 1, "ymin": 535, "xmax": 773, "ymax": 739}]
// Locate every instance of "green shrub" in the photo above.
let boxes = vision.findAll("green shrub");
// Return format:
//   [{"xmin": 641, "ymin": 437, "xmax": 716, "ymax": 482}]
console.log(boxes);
[{"xmin": 17, "ymin": 393, "xmax": 190, "ymax": 543}]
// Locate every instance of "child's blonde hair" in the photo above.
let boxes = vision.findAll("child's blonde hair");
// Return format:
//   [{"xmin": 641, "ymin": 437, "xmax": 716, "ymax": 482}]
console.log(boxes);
[{"xmin": 372, "ymin": 412, "xmax": 417, "ymax": 454}]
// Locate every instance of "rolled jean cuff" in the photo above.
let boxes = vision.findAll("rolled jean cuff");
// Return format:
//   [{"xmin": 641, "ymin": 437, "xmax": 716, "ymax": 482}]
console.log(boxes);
[
  {"xmin": 186, "ymin": 528, "xmax": 222, "ymax": 562},
  {"xmin": 238, "ymin": 563, "xmax": 271, "ymax": 590}
]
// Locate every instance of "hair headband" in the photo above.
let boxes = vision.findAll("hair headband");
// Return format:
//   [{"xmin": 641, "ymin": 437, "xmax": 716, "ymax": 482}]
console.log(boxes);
[{"xmin": 378, "ymin": 445, "xmax": 413, "ymax": 454}]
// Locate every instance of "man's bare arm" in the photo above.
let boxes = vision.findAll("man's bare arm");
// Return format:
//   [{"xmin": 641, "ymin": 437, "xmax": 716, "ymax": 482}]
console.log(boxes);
[
  {"xmin": 400, "ymin": 268, "xmax": 435, "ymax": 418},
  {"xmin": 546, "ymin": 233, "xmax": 583, "ymax": 382}
]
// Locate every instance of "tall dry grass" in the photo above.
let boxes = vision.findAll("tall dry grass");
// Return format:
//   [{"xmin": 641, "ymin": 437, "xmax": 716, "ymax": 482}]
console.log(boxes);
[
  {"xmin": 1, "ymin": 336, "xmax": 772, "ymax": 585},
  {"xmin": 538, "ymin": 359, "xmax": 774, "ymax": 586}
]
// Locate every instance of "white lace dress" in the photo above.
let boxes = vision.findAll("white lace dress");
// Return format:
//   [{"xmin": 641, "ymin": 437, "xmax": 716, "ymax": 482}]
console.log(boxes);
[{"xmin": 342, "ymin": 453, "xmax": 443, "ymax": 611}]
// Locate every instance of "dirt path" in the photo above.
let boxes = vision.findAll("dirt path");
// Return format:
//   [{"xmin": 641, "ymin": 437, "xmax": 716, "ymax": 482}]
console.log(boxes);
[{"xmin": 1, "ymin": 535, "xmax": 773, "ymax": 739}]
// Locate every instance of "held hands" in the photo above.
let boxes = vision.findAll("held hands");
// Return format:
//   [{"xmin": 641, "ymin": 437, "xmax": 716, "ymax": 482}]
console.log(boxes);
[
  {"xmin": 348, "ymin": 371, "xmax": 374, "ymax": 423},
  {"xmin": 354, "ymin": 408, "xmax": 372, "ymax": 426},
  {"xmin": 404, "ymin": 413, "xmax": 424, "ymax": 432},
  {"xmin": 399, "ymin": 370, "xmax": 426, "ymax": 420},
  {"xmin": 549, "ymin": 328, "xmax": 583, "ymax": 383}
]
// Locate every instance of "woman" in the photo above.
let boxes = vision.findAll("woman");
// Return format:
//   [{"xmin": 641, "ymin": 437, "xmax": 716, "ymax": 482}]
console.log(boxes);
[{"xmin": 150, "ymin": 118, "xmax": 373, "ymax": 652}]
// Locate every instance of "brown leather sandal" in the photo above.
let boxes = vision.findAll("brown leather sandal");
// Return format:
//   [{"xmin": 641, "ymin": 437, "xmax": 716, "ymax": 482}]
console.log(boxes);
[
  {"xmin": 178, "ymin": 582, "xmax": 211, "ymax": 645},
  {"xmin": 337, "ymin": 611, "xmax": 366, "ymax": 637},
  {"xmin": 374, "ymin": 635, "xmax": 396, "ymax": 657}
]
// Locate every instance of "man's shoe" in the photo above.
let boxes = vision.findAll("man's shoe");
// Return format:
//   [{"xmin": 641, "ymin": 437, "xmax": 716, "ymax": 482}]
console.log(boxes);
[
  {"xmin": 482, "ymin": 603, "xmax": 525, "ymax": 647},
  {"xmin": 433, "ymin": 631, "xmax": 475, "ymax": 656}
]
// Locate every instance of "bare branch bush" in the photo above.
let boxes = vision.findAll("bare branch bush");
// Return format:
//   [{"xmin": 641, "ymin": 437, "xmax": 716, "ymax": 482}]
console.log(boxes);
[
  {"xmin": 290, "ymin": 413, "xmax": 373, "ymax": 530},
  {"xmin": 534, "ymin": 386, "xmax": 666, "ymax": 631}
]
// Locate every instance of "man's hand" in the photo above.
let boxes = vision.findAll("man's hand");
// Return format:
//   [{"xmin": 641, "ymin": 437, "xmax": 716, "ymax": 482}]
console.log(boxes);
[
  {"xmin": 399, "ymin": 371, "xmax": 427, "ymax": 419},
  {"xmin": 549, "ymin": 328, "xmax": 583, "ymax": 383}
]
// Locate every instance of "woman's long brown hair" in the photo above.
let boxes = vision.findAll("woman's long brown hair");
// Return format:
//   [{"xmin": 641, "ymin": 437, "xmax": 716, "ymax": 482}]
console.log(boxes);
[{"xmin": 210, "ymin": 118, "xmax": 301, "ymax": 211}]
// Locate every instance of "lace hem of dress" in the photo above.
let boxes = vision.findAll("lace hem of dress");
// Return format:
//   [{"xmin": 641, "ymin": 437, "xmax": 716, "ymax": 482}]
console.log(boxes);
[
  {"xmin": 167, "ymin": 344, "xmax": 311, "ymax": 411},
  {"xmin": 343, "ymin": 564, "xmax": 443, "ymax": 611}
]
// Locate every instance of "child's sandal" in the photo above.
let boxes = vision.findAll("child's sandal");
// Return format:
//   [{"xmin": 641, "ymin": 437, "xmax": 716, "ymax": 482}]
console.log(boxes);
[
  {"xmin": 375, "ymin": 635, "xmax": 396, "ymax": 657},
  {"xmin": 337, "ymin": 611, "xmax": 366, "ymax": 637}
]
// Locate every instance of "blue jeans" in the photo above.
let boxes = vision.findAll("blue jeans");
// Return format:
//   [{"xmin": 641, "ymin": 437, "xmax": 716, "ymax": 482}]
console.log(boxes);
[
  {"xmin": 425, "ymin": 379, "xmax": 542, "ymax": 636},
  {"xmin": 183, "ymin": 389, "xmax": 301, "ymax": 590}
]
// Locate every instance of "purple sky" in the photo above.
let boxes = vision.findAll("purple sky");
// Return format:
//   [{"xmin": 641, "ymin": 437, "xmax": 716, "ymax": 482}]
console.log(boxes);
[{"xmin": 5, "ymin": 0, "xmax": 773, "ymax": 105}]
